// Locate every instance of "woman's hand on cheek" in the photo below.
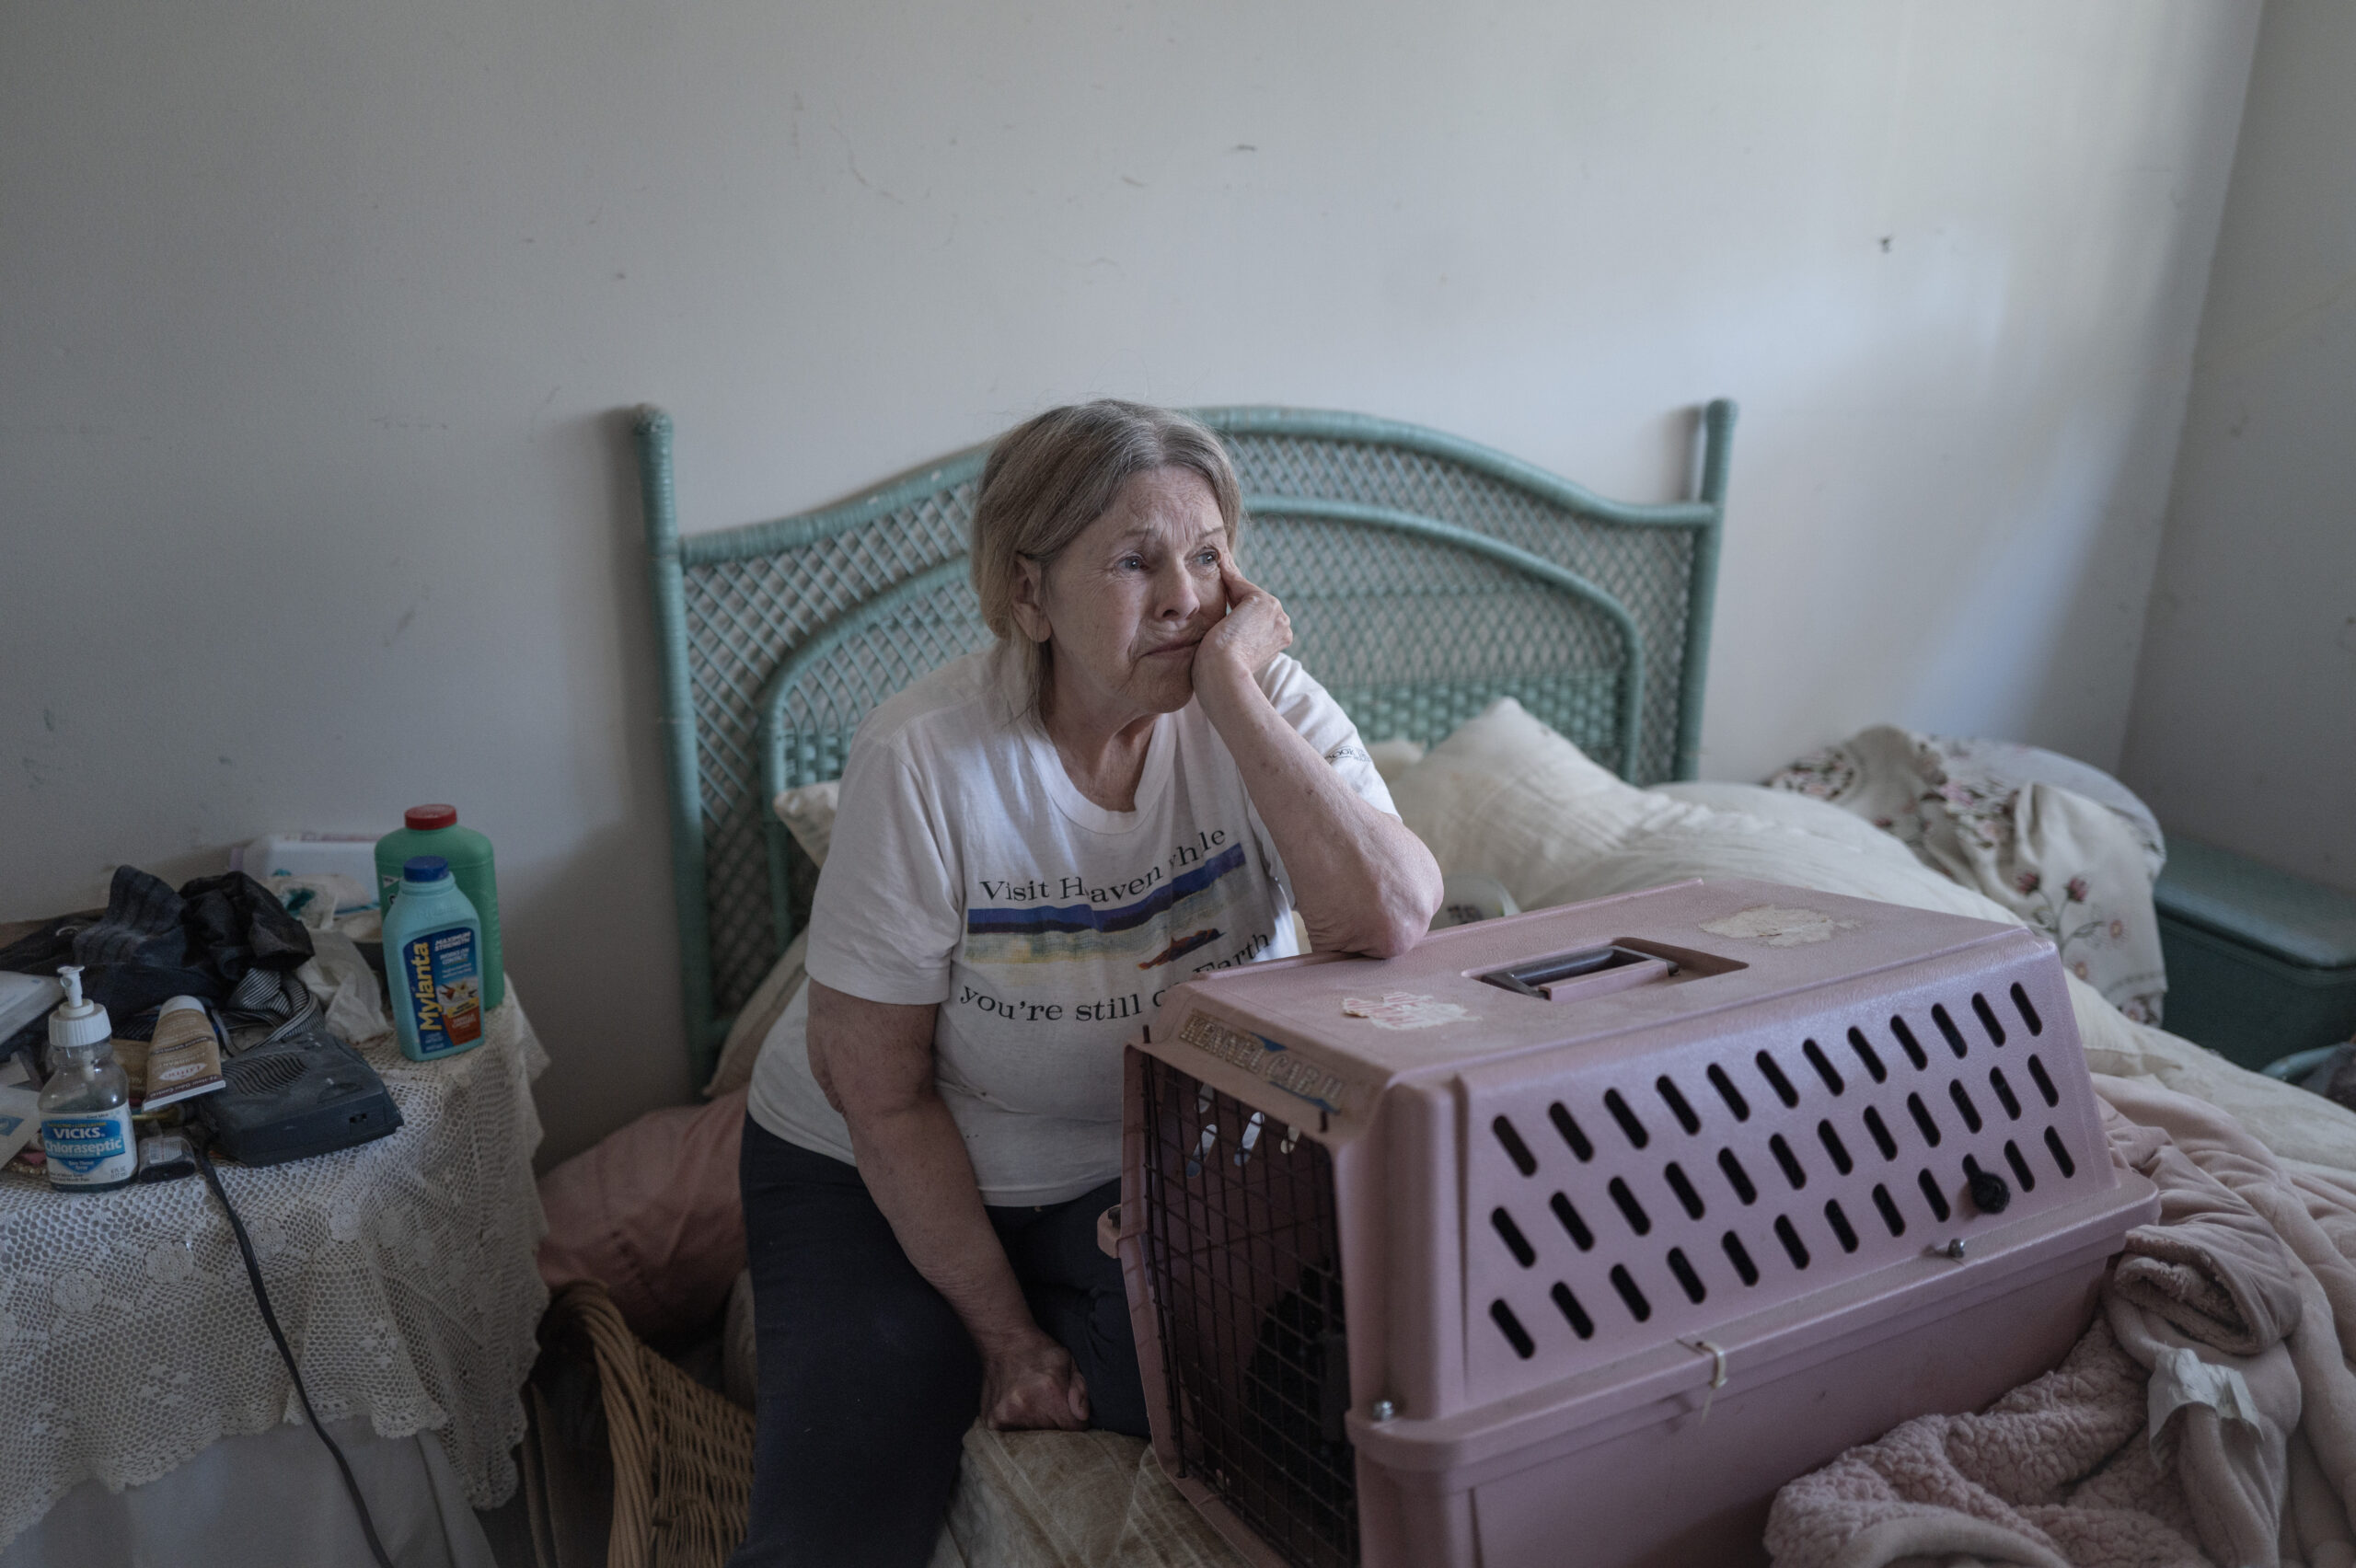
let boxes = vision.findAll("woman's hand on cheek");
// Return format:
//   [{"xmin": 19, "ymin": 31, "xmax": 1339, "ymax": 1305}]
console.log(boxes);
[
  {"xmin": 981, "ymin": 1332, "xmax": 1091, "ymax": 1431},
  {"xmin": 1198, "ymin": 558, "xmax": 1293, "ymax": 685}
]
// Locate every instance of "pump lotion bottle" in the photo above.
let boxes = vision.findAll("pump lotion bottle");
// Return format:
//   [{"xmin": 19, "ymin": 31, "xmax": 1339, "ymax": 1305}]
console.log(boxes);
[{"xmin": 40, "ymin": 966, "xmax": 134, "ymax": 1193}]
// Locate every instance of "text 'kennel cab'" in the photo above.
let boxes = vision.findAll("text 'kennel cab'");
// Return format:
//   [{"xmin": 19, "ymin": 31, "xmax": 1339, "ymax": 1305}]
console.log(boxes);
[{"xmin": 1116, "ymin": 878, "xmax": 2157, "ymax": 1568}]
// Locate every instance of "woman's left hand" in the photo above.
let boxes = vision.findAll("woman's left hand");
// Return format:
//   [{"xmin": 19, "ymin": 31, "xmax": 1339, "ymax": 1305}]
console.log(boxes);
[
  {"xmin": 1198, "ymin": 558, "xmax": 1293, "ymax": 684},
  {"xmin": 980, "ymin": 1331, "xmax": 1091, "ymax": 1432}
]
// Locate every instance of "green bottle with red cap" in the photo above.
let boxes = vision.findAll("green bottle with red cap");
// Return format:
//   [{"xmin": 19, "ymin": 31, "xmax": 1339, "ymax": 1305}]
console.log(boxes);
[{"xmin": 375, "ymin": 805, "xmax": 504, "ymax": 1009}]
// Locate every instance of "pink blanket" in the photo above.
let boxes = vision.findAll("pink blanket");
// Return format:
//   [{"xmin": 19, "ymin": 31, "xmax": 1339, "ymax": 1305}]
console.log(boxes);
[{"xmin": 1769, "ymin": 1078, "xmax": 2356, "ymax": 1568}]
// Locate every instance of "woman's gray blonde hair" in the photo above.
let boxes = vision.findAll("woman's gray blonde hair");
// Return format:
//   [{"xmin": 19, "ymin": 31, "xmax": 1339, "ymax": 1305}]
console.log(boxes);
[{"xmin": 970, "ymin": 400, "xmax": 1244, "ymax": 713}]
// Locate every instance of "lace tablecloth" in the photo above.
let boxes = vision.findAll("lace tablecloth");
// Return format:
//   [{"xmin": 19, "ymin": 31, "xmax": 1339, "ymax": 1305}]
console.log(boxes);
[{"xmin": 0, "ymin": 991, "xmax": 549, "ymax": 1550}]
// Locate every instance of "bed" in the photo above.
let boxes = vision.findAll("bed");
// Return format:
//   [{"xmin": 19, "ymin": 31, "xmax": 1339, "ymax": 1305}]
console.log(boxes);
[{"xmin": 607, "ymin": 401, "xmax": 2356, "ymax": 1568}]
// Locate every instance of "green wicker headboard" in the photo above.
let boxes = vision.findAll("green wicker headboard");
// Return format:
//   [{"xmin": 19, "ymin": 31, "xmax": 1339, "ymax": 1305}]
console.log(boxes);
[{"xmin": 632, "ymin": 402, "xmax": 1737, "ymax": 1082}]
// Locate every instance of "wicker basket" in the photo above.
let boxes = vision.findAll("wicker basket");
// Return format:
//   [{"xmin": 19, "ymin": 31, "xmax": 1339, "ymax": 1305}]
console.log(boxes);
[{"xmin": 545, "ymin": 1280, "xmax": 756, "ymax": 1568}]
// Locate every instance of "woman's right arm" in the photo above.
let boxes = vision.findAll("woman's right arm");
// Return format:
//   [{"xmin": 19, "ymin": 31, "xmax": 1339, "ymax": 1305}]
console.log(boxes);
[{"xmin": 804, "ymin": 977, "xmax": 1089, "ymax": 1431}]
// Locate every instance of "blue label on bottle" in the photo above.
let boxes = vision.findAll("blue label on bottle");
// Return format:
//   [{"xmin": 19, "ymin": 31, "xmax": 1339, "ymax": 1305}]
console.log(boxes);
[
  {"xmin": 44, "ymin": 1109, "xmax": 134, "ymax": 1183},
  {"xmin": 401, "ymin": 925, "xmax": 483, "ymax": 1055}
]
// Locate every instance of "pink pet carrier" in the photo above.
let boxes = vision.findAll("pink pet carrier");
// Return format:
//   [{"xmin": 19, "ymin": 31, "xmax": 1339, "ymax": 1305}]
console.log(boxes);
[{"xmin": 1117, "ymin": 879, "xmax": 2157, "ymax": 1568}]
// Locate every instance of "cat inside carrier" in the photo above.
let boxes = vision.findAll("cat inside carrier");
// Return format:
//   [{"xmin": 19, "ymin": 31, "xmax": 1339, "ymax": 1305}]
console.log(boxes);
[{"xmin": 1116, "ymin": 878, "xmax": 2157, "ymax": 1568}]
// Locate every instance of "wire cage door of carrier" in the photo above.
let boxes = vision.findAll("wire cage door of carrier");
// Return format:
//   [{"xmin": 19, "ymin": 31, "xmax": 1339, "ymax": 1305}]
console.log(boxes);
[{"xmin": 1118, "ymin": 879, "xmax": 2157, "ymax": 1568}]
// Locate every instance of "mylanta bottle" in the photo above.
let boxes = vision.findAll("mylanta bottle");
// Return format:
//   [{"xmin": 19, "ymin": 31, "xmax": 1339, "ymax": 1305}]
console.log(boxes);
[
  {"xmin": 383, "ymin": 857, "xmax": 488, "ymax": 1061},
  {"xmin": 375, "ymin": 805, "xmax": 504, "ymax": 1009},
  {"xmin": 40, "ymin": 965, "xmax": 134, "ymax": 1193}
]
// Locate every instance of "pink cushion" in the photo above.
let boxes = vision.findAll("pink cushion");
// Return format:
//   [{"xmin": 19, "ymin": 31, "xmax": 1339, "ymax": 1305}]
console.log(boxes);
[{"xmin": 537, "ymin": 1087, "xmax": 747, "ymax": 1341}]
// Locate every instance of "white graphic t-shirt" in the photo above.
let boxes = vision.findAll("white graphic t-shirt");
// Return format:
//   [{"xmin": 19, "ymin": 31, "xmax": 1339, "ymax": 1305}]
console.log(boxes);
[{"xmin": 745, "ymin": 648, "xmax": 1393, "ymax": 1205}]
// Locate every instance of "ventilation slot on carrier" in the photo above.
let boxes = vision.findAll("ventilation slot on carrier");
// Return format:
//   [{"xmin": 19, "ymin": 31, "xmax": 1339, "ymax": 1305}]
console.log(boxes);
[
  {"xmin": 1947, "ymin": 1080, "xmax": 1984, "ymax": 1135},
  {"xmin": 1707, "ymin": 1064, "xmax": 1751, "ymax": 1121},
  {"xmin": 1609, "ymin": 1265, "xmax": 1652, "ymax": 1322},
  {"xmin": 1768, "ymin": 1134, "xmax": 1808, "ymax": 1190},
  {"xmin": 1818, "ymin": 1120, "xmax": 1854, "ymax": 1175},
  {"xmin": 1847, "ymin": 1027, "xmax": 1888, "ymax": 1083},
  {"xmin": 1664, "ymin": 1162, "xmax": 1706, "ymax": 1220},
  {"xmin": 1657, "ymin": 1076, "xmax": 1702, "ymax": 1135},
  {"xmin": 2004, "ymin": 1139, "xmax": 2038, "ymax": 1192},
  {"xmin": 1492, "ymin": 1207, "xmax": 1537, "ymax": 1267},
  {"xmin": 2044, "ymin": 1126, "xmax": 2078, "ymax": 1180},
  {"xmin": 1863, "ymin": 1106, "xmax": 1899, "ymax": 1160},
  {"xmin": 1717, "ymin": 1148, "xmax": 1759, "ymax": 1205},
  {"xmin": 1918, "ymin": 1170, "xmax": 1952, "ymax": 1223},
  {"xmin": 1931, "ymin": 1004, "xmax": 1969, "ymax": 1059},
  {"xmin": 1722, "ymin": 1230, "xmax": 1761, "ymax": 1286},
  {"xmin": 1872, "ymin": 1183, "xmax": 1907, "ymax": 1237},
  {"xmin": 1802, "ymin": 1039, "xmax": 1845, "ymax": 1095},
  {"xmin": 1906, "ymin": 1092, "xmax": 1943, "ymax": 1147},
  {"xmin": 1609, "ymin": 1178, "xmax": 1652, "ymax": 1236},
  {"xmin": 1551, "ymin": 1193, "xmax": 1595, "ymax": 1250},
  {"xmin": 1971, "ymin": 992, "xmax": 2007, "ymax": 1047},
  {"xmin": 1603, "ymin": 1090, "xmax": 1649, "ymax": 1149},
  {"xmin": 1491, "ymin": 1299, "xmax": 1535, "ymax": 1359},
  {"xmin": 1824, "ymin": 1199, "xmax": 1860, "ymax": 1253},
  {"xmin": 1549, "ymin": 1101, "xmax": 1595, "ymax": 1160},
  {"xmin": 1756, "ymin": 1052, "xmax": 1800, "ymax": 1108},
  {"xmin": 1889, "ymin": 1016, "xmax": 1929, "ymax": 1070},
  {"xmin": 1552, "ymin": 1283, "xmax": 1594, "ymax": 1339},
  {"xmin": 2027, "ymin": 1055, "xmax": 2060, "ymax": 1108},
  {"xmin": 1773, "ymin": 1216, "xmax": 1810, "ymax": 1270},
  {"xmin": 1667, "ymin": 1248, "xmax": 1707, "ymax": 1304},
  {"xmin": 1493, "ymin": 1115, "xmax": 1538, "ymax": 1176},
  {"xmin": 1989, "ymin": 1067, "xmax": 2022, "ymax": 1121},
  {"xmin": 2011, "ymin": 982, "xmax": 2044, "ymax": 1036}
]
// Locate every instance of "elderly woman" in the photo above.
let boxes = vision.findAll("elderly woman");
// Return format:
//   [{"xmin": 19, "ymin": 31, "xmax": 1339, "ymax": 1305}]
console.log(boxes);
[{"xmin": 733, "ymin": 401, "xmax": 1443, "ymax": 1566}]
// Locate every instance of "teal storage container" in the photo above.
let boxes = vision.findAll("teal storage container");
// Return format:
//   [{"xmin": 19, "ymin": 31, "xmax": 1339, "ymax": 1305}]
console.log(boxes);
[
  {"xmin": 2154, "ymin": 837, "xmax": 2356, "ymax": 1072},
  {"xmin": 376, "ymin": 804, "xmax": 504, "ymax": 1009}
]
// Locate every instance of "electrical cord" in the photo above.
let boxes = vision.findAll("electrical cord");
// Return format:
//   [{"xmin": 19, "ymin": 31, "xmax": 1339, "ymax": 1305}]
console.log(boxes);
[{"xmin": 190, "ymin": 1133, "xmax": 397, "ymax": 1568}]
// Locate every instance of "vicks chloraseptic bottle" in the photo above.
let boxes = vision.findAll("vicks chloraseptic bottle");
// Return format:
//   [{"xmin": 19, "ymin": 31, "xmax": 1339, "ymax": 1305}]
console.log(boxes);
[
  {"xmin": 383, "ymin": 857, "xmax": 488, "ymax": 1062},
  {"xmin": 40, "ymin": 965, "xmax": 134, "ymax": 1193}
]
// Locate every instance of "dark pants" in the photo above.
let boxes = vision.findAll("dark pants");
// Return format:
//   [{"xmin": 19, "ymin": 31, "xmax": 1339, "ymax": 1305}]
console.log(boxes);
[{"xmin": 728, "ymin": 1117, "xmax": 1148, "ymax": 1568}]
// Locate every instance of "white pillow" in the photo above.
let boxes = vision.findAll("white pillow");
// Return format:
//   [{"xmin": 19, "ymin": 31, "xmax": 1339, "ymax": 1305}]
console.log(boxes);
[
  {"xmin": 704, "ymin": 927, "xmax": 808, "ymax": 1099},
  {"xmin": 1386, "ymin": 699, "xmax": 1705, "ymax": 909},
  {"xmin": 1388, "ymin": 700, "xmax": 2026, "ymax": 934},
  {"xmin": 770, "ymin": 780, "xmax": 839, "ymax": 867},
  {"xmin": 1366, "ymin": 737, "xmax": 1426, "ymax": 783}
]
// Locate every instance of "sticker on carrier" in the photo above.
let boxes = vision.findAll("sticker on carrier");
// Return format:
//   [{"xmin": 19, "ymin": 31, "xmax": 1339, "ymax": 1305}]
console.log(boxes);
[
  {"xmin": 1341, "ymin": 992, "xmax": 1469, "ymax": 1030},
  {"xmin": 1698, "ymin": 904, "xmax": 1864, "ymax": 947}
]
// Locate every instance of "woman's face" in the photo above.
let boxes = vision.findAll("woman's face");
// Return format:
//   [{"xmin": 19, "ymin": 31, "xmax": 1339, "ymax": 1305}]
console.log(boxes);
[{"xmin": 1016, "ymin": 466, "xmax": 1231, "ymax": 730}]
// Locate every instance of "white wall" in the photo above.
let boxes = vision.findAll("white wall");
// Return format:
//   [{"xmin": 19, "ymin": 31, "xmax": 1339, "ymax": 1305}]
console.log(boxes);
[
  {"xmin": 1, "ymin": 0, "xmax": 2258, "ymax": 1162},
  {"xmin": 2121, "ymin": 0, "xmax": 2356, "ymax": 894}
]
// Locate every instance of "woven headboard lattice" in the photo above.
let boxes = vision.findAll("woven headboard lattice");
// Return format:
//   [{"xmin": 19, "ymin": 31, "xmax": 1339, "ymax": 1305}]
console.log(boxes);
[{"xmin": 633, "ymin": 402, "xmax": 1736, "ymax": 1081}]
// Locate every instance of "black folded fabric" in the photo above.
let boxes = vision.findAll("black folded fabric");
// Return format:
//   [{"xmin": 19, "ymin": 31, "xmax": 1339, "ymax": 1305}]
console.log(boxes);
[
  {"xmin": 0, "ymin": 867, "xmax": 315, "ymax": 1048},
  {"xmin": 69, "ymin": 865, "xmax": 192, "ymax": 971},
  {"xmin": 167, "ymin": 870, "xmax": 315, "ymax": 980}
]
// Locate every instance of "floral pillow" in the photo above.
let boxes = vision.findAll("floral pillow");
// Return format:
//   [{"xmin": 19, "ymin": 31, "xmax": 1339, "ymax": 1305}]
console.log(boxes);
[{"xmin": 1769, "ymin": 726, "xmax": 2168, "ymax": 1023}]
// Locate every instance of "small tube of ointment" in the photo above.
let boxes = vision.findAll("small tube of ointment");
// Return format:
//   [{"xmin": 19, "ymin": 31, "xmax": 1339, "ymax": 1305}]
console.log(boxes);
[{"xmin": 141, "ymin": 996, "xmax": 227, "ymax": 1110}]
